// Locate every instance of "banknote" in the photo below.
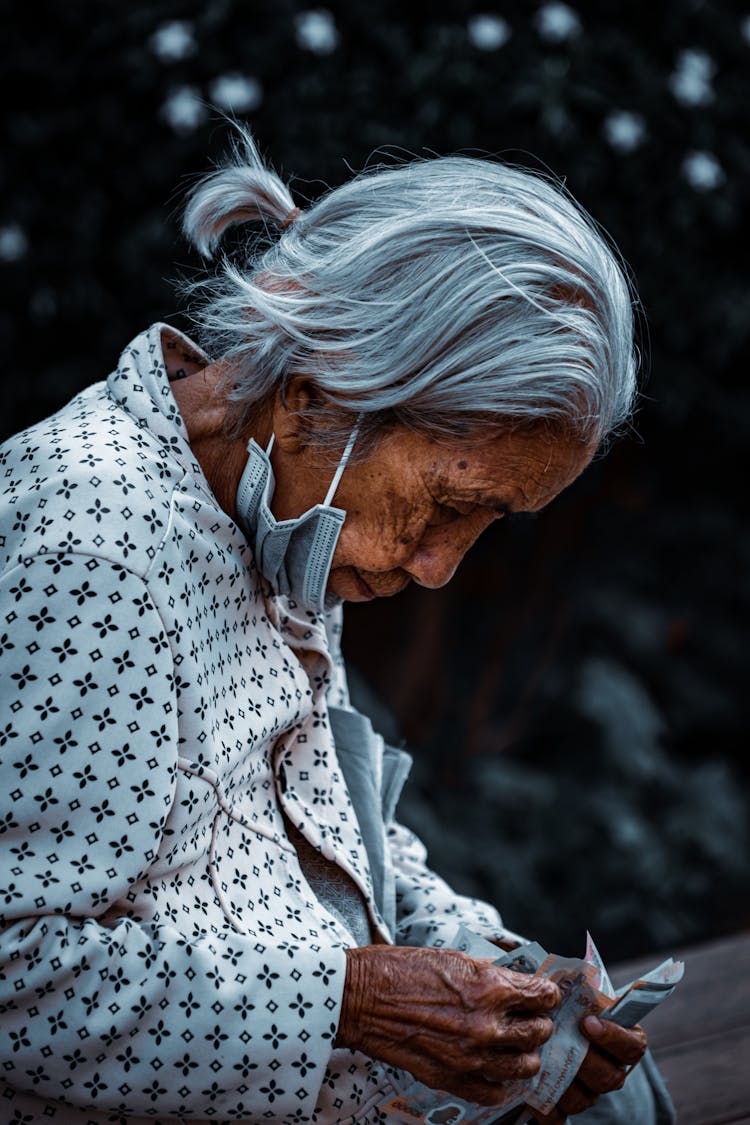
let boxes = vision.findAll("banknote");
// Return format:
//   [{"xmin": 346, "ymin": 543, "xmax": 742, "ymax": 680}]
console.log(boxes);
[
  {"xmin": 523, "ymin": 955, "xmax": 600, "ymax": 1114},
  {"xmin": 585, "ymin": 931, "xmax": 615, "ymax": 998},
  {"xmin": 384, "ymin": 929, "xmax": 684, "ymax": 1125},
  {"xmin": 604, "ymin": 957, "xmax": 683, "ymax": 1027},
  {"xmin": 453, "ymin": 924, "xmax": 505, "ymax": 960},
  {"xmin": 454, "ymin": 925, "xmax": 548, "ymax": 976}
]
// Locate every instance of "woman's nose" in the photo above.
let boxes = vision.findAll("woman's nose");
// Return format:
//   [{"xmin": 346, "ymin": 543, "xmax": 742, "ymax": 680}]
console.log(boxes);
[
  {"xmin": 401, "ymin": 532, "xmax": 471, "ymax": 589},
  {"xmin": 404, "ymin": 548, "xmax": 461, "ymax": 588},
  {"xmin": 402, "ymin": 513, "xmax": 498, "ymax": 588}
]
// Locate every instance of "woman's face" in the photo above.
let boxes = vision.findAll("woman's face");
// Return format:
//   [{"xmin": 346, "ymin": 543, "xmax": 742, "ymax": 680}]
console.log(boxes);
[{"xmin": 271, "ymin": 421, "xmax": 596, "ymax": 602}]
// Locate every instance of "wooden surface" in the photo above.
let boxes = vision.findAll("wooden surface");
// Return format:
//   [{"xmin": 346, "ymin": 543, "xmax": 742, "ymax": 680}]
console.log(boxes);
[{"xmin": 612, "ymin": 930, "xmax": 750, "ymax": 1124}]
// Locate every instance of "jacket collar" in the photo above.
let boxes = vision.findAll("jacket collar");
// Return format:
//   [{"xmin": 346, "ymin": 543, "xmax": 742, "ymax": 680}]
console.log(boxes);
[{"xmin": 106, "ymin": 321, "xmax": 216, "ymax": 503}]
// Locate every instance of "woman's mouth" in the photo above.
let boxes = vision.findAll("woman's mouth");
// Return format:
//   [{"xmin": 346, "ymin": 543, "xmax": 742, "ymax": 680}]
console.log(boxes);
[
  {"xmin": 353, "ymin": 570, "xmax": 377, "ymax": 599},
  {"xmin": 355, "ymin": 570, "xmax": 410, "ymax": 598}
]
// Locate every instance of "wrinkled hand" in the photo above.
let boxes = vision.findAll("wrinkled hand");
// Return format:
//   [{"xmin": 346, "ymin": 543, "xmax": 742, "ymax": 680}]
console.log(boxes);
[
  {"xmin": 532, "ymin": 1016, "xmax": 648, "ymax": 1123},
  {"xmin": 336, "ymin": 945, "xmax": 560, "ymax": 1106}
]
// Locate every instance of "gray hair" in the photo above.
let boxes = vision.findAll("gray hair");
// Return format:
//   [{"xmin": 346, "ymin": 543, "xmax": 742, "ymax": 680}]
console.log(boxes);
[{"xmin": 180, "ymin": 124, "xmax": 639, "ymax": 452}]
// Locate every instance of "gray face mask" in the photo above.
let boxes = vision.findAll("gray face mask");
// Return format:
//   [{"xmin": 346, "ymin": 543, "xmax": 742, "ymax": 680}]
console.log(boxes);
[{"xmin": 234, "ymin": 425, "xmax": 360, "ymax": 613}]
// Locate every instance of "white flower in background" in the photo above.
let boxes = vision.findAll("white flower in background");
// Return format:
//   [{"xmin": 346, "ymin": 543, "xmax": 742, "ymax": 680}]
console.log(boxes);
[
  {"xmin": 535, "ymin": 2, "xmax": 582, "ymax": 41},
  {"xmin": 161, "ymin": 86, "xmax": 206, "ymax": 134},
  {"xmin": 682, "ymin": 150, "xmax": 725, "ymax": 191},
  {"xmin": 209, "ymin": 74, "xmax": 263, "ymax": 113},
  {"xmin": 603, "ymin": 110, "xmax": 647, "ymax": 152},
  {"xmin": 294, "ymin": 10, "xmax": 339, "ymax": 54},
  {"xmin": 741, "ymin": 14, "xmax": 750, "ymax": 43},
  {"xmin": 149, "ymin": 20, "xmax": 196, "ymax": 62},
  {"xmin": 670, "ymin": 48, "xmax": 715, "ymax": 106},
  {"xmin": 468, "ymin": 14, "xmax": 511, "ymax": 50},
  {"xmin": 0, "ymin": 223, "xmax": 28, "ymax": 262}
]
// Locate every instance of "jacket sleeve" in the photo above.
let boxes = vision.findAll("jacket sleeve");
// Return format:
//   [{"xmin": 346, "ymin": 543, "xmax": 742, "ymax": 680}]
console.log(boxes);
[
  {"xmin": 387, "ymin": 819, "xmax": 527, "ymax": 949},
  {"xmin": 0, "ymin": 552, "xmax": 345, "ymax": 1121}
]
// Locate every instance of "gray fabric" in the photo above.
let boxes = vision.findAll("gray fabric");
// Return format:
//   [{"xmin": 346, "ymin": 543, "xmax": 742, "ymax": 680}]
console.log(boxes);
[
  {"xmin": 380, "ymin": 743, "xmax": 413, "ymax": 934},
  {"xmin": 382, "ymin": 742, "xmax": 415, "ymax": 825},
  {"xmin": 282, "ymin": 812, "xmax": 373, "ymax": 947},
  {"xmin": 328, "ymin": 706, "xmax": 412, "ymax": 936}
]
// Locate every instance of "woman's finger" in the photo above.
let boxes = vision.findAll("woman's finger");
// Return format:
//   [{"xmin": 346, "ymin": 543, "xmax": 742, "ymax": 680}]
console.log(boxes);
[
  {"xmin": 582, "ymin": 1016, "xmax": 647, "ymax": 1066},
  {"xmin": 450, "ymin": 1076, "xmax": 522, "ymax": 1109},
  {"xmin": 455, "ymin": 1053, "xmax": 544, "ymax": 1104},
  {"xmin": 530, "ymin": 1105, "xmax": 567, "ymax": 1125},
  {"xmin": 487, "ymin": 1014, "xmax": 554, "ymax": 1054},
  {"xmin": 576, "ymin": 1043, "xmax": 629, "ymax": 1094},
  {"xmin": 478, "ymin": 1049, "xmax": 543, "ymax": 1085},
  {"xmin": 435, "ymin": 1064, "xmax": 542, "ymax": 1107},
  {"xmin": 556, "ymin": 1077, "xmax": 599, "ymax": 1116},
  {"xmin": 497, "ymin": 969, "xmax": 561, "ymax": 1013}
]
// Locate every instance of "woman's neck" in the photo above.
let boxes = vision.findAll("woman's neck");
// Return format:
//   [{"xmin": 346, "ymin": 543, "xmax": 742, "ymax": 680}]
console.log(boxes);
[{"xmin": 169, "ymin": 361, "xmax": 270, "ymax": 520}]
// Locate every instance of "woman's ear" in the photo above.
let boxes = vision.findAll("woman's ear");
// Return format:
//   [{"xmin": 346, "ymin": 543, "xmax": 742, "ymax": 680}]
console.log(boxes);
[{"xmin": 271, "ymin": 376, "xmax": 315, "ymax": 454}]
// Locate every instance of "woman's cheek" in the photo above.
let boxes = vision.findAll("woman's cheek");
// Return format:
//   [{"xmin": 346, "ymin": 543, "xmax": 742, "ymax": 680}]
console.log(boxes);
[
  {"xmin": 338, "ymin": 508, "xmax": 420, "ymax": 570},
  {"xmin": 334, "ymin": 523, "xmax": 393, "ymax": 571}
]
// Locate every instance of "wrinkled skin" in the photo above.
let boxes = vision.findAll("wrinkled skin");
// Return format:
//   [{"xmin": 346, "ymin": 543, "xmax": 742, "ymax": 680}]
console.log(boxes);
[
  {"xmin": 335, "ymin": 946, "xmax": 560, "ymax": 1105},
  {"xmin": 336, "ymin": 944, "xmax": 647, "ymax": 1118}
]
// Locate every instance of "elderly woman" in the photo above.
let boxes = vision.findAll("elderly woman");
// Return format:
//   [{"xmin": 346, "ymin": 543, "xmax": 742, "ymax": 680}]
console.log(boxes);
[{"xmin": 0, "ymin": 129, "xmax": 674, "ymax": 1125}]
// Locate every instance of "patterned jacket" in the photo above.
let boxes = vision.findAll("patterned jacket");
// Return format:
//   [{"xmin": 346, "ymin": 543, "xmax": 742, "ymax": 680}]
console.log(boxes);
[{"xmin": 0, "ymin": 324, "xmax": 513, "ymax": 1125}]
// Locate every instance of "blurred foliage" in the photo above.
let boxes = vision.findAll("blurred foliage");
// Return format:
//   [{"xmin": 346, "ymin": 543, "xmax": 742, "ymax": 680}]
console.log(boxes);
[{"xmin": 1, "ymin": 0, "xmax": 749, "ymax": 960}]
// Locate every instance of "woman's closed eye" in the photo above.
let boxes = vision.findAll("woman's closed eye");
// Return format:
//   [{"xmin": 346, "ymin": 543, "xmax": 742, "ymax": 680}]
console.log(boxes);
[
  {"xmin": 427, "ymin": 500, "xmax": 499, "ymax": 526},
  {"xmin": 427, "ymin": 501, "xmax": 473, "ymax": 526}
]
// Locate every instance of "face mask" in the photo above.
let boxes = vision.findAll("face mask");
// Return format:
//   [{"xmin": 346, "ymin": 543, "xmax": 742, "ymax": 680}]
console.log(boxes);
[{"xmin": 234, "ymin": 424, "xmax": 360, "ymax": 613}]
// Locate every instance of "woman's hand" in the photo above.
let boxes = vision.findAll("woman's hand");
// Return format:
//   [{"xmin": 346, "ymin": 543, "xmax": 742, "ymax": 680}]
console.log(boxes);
[
  {"xmin": 336, "ymin": 945, "xmax": 560, "ymax": 1106},
  {"xmin": 531, "ymin": 1016, "xmax": 648, "ymax": 1123}
]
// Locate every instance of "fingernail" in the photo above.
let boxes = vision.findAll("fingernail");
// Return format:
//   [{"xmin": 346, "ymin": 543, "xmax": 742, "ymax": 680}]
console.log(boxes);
[{"xmin": 583, "ymin": 1015, "xmax": 603, "ymax": 1036}]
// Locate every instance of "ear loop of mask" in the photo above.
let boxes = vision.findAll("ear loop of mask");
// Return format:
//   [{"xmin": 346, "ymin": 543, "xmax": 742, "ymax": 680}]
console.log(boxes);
[
  {"xmin": 265, "ymin": 419, "xmax": 362, "ymax": 507},
  {"xmin": 323, "ymin": 421, "xmax": 361, "ymax": 505}
]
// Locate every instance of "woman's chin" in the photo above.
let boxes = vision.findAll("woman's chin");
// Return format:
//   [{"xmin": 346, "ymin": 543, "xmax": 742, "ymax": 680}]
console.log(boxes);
[{"xmin": 328, "ymin": 568, "xmax": 411, "ymax": 601}]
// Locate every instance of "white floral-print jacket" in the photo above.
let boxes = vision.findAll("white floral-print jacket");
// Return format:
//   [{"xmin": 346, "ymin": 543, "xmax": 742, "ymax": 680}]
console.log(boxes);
[{"xmin": 0, "ymin": 324, "xmax": 512, "ymax": 1125}]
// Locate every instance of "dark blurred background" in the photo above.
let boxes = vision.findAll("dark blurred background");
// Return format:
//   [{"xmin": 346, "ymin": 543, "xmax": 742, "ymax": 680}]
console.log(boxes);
[{"xmin": 2, "ymin": 0, "xmax": 748, "ymax": 961}]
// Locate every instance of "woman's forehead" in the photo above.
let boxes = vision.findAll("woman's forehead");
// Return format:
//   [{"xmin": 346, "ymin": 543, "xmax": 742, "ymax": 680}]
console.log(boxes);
[{"xmin": 428, "ymin": 427, "xmax": 595, "ymax": 510}]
